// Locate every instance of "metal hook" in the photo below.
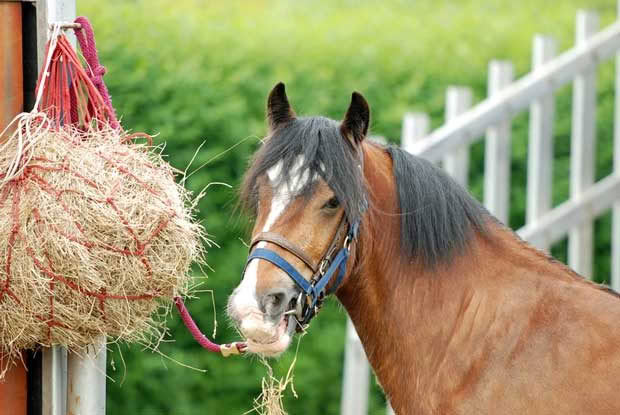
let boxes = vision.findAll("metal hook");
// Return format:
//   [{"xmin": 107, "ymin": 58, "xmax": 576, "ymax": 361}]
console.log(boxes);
[{"xmin": 49, "ymin": 22, "xmax": 82, "ymax": 30}]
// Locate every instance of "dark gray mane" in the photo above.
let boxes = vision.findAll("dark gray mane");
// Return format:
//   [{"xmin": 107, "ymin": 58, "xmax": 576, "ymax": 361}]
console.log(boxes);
[
  {"xmin": 240, "ymin": 115, "xmax": 487, "ymax": 268},
  {"xmin": 240, "ymin": 116, "xmax": 367, "ymax": 224},
  {"xmin": 385, "ymin": 146, "xmax": 488, "ymax": 267}
]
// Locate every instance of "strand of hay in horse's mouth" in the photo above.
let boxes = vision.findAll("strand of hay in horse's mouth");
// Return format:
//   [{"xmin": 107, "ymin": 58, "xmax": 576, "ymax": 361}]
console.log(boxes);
[
  {"xmin": 246, "ymin": 336, "xmax": 303, "ymax": 415},
  {"xmin": 0, "ymin": 124, "xmax": 206, "ymax": 375}
]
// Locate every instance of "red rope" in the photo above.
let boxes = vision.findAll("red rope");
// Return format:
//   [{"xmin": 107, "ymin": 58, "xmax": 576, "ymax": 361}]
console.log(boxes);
[
  {"xmin": 73, "ymin": 17, "xmax": 120, "ymax": 130},
  {"xmin": 174, "ymin": 297, "xmax": 247, "ymax": 356},
  {"xmin": 36, "ymin": 34, "xmax": 114, "ymax": 129}
]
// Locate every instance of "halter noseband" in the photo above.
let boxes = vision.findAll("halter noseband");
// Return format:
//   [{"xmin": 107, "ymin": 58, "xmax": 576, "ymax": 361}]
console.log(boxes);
[{"xmin": 245, "ymin": 208, "xmax": 363, "ymax": 330}]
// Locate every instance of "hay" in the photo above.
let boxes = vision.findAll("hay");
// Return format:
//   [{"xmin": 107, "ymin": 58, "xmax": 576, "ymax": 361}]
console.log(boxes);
[
  {"xmin": 0, "ymin": 124, "xmax": 204, "ymax": 374},
  {"xmin": 246, "ymin": 337, "xmax": 302, "ymax": 415}
]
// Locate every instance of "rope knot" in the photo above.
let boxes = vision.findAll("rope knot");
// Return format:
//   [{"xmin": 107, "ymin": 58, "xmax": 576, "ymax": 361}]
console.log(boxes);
[{"xmin": 93, "ymin": 65, "xmax": 106, "ymax": 77}]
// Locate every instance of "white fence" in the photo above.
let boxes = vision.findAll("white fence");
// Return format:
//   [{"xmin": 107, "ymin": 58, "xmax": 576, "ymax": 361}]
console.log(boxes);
[{"xmin": 341, "ymin": 5, "xmax": 620, "ymax": 415}]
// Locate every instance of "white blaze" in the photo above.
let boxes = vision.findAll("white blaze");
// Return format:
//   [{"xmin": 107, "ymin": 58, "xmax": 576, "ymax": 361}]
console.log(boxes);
[{"xmin": 232, "ymin": 156, "xmax": 312, "ymax": 315}]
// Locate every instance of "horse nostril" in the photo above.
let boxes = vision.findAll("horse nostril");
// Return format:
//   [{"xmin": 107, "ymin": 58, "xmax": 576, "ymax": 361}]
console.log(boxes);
[{"xmin": 262, "ymin": 291, "xmax": 287, "ymax": 314}]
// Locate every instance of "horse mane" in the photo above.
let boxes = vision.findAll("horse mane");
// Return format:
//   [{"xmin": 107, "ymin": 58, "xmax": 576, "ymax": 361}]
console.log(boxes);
[
  {"xmin": 240, "ymin": 113, "xmax": 489, "ymax": 268},
  {"xmin": 384, "ymin": 146, "xmax": 489, "ymax": 268},
  {"xmin": 240, "ymin": 116, "xmax": 367, "ymax": 224}
]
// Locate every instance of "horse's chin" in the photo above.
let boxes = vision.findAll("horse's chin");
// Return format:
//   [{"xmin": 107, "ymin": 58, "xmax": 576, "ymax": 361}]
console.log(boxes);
[{"xmin": 244, "ymin": 314, "xmax": 296, "ymax": 357}]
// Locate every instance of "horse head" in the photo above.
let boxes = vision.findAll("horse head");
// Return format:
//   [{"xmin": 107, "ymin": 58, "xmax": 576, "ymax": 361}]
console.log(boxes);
[{"xmin": 227, "ymin": 82, "xmax": 369, "ymax": 356}]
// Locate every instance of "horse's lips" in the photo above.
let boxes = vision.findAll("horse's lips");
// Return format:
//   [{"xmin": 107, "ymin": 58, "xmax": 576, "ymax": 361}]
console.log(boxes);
[{"xmin": 244, "ymin": 315, "xmax": 296, "ymax": 356}]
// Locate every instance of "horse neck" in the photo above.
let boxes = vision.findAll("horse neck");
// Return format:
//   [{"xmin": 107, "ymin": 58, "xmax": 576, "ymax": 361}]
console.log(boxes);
[{"xmin": 336, "ymin": 144, "xmax": 582, "ymax": 413}]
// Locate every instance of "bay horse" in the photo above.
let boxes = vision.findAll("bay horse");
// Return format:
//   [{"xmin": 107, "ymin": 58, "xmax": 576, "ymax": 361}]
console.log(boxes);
[{"xmin": 227, "ymin": 82, "xmax": 620, "ymax": 414}]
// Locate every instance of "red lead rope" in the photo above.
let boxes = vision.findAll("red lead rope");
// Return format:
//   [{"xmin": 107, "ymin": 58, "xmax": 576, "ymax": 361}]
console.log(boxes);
[{"xmin": 174, "ymin": 297, "xmax": 247, "ymax": 357}]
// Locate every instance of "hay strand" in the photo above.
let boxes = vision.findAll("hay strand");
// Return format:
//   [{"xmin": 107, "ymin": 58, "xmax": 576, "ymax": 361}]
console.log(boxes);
[{"xmin": 246, "ymin": 336, "xmax": 303, "ymax": 415}]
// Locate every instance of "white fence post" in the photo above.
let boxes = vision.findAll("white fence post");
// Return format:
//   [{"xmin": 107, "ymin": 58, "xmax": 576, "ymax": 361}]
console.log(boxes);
[
  {"xmin": 37, "ymin": 2, "xmax": 108, "ymax": 415},
  {"xmin": 402, "ymin": 112, "xmax": 430, "ymax": 154},
  {"xmin": 526, "ymin": 35, "xmax": 557, "ymax": 250},
  {"xmin": 42, "ymin": 346, "xmax": 67, "ymax": 415},
  {"xmin": 569, "ymin": 10, "xmax": 599, "ymax": 279},
  {"xmin": 613, "ymin": 0, "xmax": 620, "ymax": 291},
  {"xmin": 443, "ymin": 87, "xmax": 473, "ymax": 186},
  {"xmin": 340, "ymin": 318, "xmax": 370, "ymax": 415},
  {"xmin": 67, "ymin": 336, "xmax": 107, "ymax": 415},
  {"xmin": 484, "ymin": 61, "xmax": 514, "ymax": 224},
  {"xmin": 38, "ymin": 2, "xmax": 75, "ymax": 415}
]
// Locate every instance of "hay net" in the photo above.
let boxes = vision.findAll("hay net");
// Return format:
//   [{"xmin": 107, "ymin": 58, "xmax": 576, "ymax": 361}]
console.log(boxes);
[{"xmin": 0, "ymin": 19, "xmax": 203, "ymax": 373}]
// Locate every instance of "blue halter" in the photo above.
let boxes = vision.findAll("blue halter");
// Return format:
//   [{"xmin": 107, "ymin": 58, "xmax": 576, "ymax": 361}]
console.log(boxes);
[{"xmin": 245, "ymin": 217, "xmax": 361, "ymax": 328}]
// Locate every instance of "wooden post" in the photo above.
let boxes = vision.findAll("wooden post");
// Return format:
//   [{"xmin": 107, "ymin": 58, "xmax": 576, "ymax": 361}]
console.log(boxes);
[
  {"xmin": 569, "ymin": 10, "xmax": 599, "ymax": 279},
  {"xmin": 0, "ymin": 3, "xmax": 27, "ymax": 415},
  {"xmin": 527, "ymin": 35, "xmax": 557, "ymax": 250},
  {"xmin": 612, "ymin": 0, "xmax": 620, "ymax": 291},
  {"xmin": 484, "ymin": 60, "xmax": 514, "ymax": 224},
  {"xmin": 0, "ymin": 1, "xmax": 23, "ymax": 133},
  {"xmin": 340, "ymin": 319, "xmax": 370, "ymax": 415},
  {"xmin": 443, "ymin": 87, "xmax": 473, "ymax": 186}
]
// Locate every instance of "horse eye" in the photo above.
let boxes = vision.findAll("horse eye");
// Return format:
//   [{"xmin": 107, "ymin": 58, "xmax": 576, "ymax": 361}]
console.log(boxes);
[{"xmin": 322, "ymin": 197, "xmax": 340, "ymax": 210}]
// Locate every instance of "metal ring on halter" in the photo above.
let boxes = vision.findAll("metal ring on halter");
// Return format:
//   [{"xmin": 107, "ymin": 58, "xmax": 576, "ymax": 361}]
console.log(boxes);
[
  {"xmin": 343, "ymin": 235, "xmax": 352, "ymax": 251},
  {"xmin": 318, "ymin": 259, "xmax": 329, "ymax": 275},
  {"xmin": 294, "ymin": 292, "xmax": 305, "ymax": 320}
]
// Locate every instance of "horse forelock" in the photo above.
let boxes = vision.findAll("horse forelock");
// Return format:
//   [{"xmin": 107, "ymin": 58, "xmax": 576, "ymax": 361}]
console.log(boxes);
[{"xmin": 240, "ymin": 116, "xmax": 367, "ymax": 224}]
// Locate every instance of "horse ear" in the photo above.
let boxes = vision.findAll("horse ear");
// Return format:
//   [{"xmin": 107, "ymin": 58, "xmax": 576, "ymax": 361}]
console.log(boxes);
[
  {"xmin": 267, "ymin": 82, "xmax": 296, "ymax": 131},
  {"xmin": 341, "ymin": 92, "xmax": 370, "ymax": 144}
]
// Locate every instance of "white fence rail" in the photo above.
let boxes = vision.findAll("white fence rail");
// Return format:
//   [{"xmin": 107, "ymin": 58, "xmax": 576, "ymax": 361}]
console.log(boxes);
[
  {"xmin": 409, "ymin": 19, "xmax": 620, "ymax": 163},
  {"xmin": 341, "ymin": 5, "xmax": 620, "ymax": 415}
]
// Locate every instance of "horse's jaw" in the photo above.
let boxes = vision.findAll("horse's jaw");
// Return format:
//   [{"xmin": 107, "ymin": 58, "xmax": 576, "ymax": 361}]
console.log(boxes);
[{"xmin": 240, "ymin": 312, "xmax": 297, "ymax": 357}]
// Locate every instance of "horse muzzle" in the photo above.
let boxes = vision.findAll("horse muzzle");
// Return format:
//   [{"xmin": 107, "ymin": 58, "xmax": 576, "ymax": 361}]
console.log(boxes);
[{"xmin": 237, "ymin": 311, "xmax": 296, "ymax": 356}]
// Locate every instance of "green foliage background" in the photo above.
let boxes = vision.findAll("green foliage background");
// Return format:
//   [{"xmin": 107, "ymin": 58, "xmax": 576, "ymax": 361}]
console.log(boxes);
[{"xmin": 78, "ymin": 1, "xmax": 617, "ymax": 413}]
